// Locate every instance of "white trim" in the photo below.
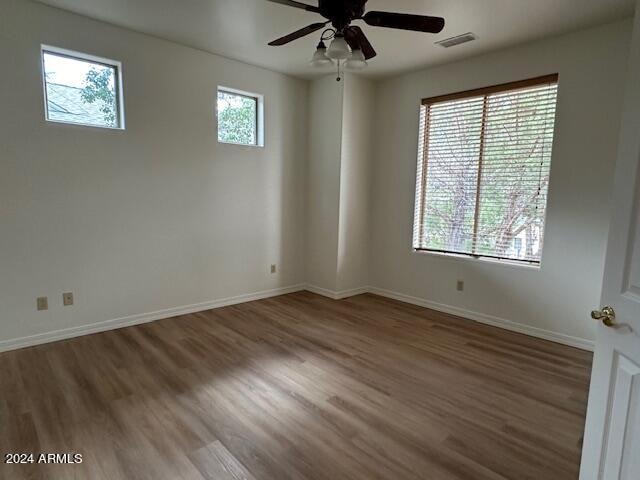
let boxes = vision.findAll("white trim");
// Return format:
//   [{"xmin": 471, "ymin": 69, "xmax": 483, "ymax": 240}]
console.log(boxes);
[
  {"xmin": 0, "ymin": 284, "xmax": 305, "ymax": 353},
  {"xmin": 40, "ymin": 44, "xmax": 126, "ymax": 130},
  {"xmin": 367, "ymin": 286, "xmax": 594, "ymax": 351},
  {"xmin": 216, "ymin": 85, "xmax": 264, "ymax": 147},
  {"xmin": 412, "ymin": 248, "xmax": 541, "ymax": 271},
  {"xmin": 304, "ymin": 284, "xmax": 593, "ymax": 350},
  {"xmin": 0, "ymin": 283, "xmax": 593, "ymax": 353},
  {"xmin": 304, "ymin": 285, "xmax": 369, "ymax": 300}
]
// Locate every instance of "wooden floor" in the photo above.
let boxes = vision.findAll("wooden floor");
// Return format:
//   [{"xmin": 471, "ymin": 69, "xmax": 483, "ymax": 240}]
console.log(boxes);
[{"xmin": 0, "ymin": 292, "xmax": 593, "ymax": 480}]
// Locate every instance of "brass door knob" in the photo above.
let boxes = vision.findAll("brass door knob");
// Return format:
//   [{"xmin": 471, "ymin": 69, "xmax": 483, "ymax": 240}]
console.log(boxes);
[{"xmin": 591, "ymin": 306, "xmax": 616, "ymax": 327}]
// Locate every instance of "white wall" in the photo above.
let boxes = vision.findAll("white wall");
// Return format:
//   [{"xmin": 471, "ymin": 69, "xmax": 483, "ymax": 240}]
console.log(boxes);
[
  {"xmin": 0, "ymin": 0, "xmax": 633, "ymax": 351},
  {"xmin": 0, "ymin": 0, "xmax": 308, "ymax": 348},
  {"xmin": 369, "ymin": 20, "xmax": 633, "ymax": 345},
  {"xmin": 306, "ymin": 75, "xmax": 343, "ymax": 292},
  {"xmin": 305, "ymin": 72, "xmax": 374, "ymax": 295},
  {"xmin": 337, "ymin": 74, "xmax": 374, "ymax": 292}
]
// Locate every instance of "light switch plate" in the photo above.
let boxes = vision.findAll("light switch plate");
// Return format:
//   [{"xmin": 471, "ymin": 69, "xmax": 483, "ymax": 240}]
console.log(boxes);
[
  {"xmin": 37, "ymin": 297, "xmax": 48, "ymax": 311},
  {"xmin": 63, "ymin": 292, "xmax": 74, "ymax": 306}
]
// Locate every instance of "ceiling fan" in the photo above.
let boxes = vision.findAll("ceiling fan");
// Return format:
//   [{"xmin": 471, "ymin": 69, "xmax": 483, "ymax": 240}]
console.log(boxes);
[{"xmin": 266, "ymin": 0, "xmax": 445, "ymax": 71}]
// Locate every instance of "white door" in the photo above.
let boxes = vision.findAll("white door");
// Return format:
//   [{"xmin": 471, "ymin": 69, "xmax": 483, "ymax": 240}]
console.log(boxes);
[{"xmin": 579, "ymin": 2, "xmax": 640, "ymax": 479}]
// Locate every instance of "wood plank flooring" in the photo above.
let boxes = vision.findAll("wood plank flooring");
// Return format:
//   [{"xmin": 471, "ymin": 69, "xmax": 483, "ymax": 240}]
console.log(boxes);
[{"xmin": 0, "ymin": 292, "xmax": 593, "ymax": 480}]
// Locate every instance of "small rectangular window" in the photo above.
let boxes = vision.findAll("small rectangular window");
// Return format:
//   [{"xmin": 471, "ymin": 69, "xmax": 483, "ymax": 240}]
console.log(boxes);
[
  {"xmin": 413, "ymin": 75, "xmax": 559, "ymax": 265},
  {"xmin": 41, "ymin": 46, "xmax": 124, "ymax": 129},
  {"xmin": 217, "ymin": 87, "xmax": 263, "ymax": 147}
]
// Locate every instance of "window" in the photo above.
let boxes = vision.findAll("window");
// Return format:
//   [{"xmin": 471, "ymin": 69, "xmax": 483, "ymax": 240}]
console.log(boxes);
[
  {"xmin": 41, "ymin": 46, "xmax": 124, "ymax": 129},
  {"xmin": 217, "ymin": 87, "xmax": 263, "ymax": 146},
  {"xmin": 413, "ymin": 75, "xmax": 559, "ymax": 265}
]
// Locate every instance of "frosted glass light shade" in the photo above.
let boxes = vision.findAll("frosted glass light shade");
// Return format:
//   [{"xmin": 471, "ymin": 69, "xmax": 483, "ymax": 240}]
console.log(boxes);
[
  {"xmin": 345, "ymin": 49, "xmax": 367, "ymax": 70},
  {"xmin": 327, "ymin": 35, "xmax": 351, "ymax": 60},
  {"xmin": 309, "ymin": 45, "xmax": 333, "ymax": 67}
]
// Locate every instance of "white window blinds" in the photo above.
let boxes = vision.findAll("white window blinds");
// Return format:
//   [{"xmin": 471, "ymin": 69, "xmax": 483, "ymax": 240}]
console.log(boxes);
[{"xmin": 413, "ymin": 75, "xmax": 559, "ymax": 264}]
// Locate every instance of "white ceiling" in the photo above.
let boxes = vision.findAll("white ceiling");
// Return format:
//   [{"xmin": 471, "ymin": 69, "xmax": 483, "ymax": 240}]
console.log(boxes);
[{"xmin": 35, "ymin": 0, "xmax": 635, "ymax": 78}]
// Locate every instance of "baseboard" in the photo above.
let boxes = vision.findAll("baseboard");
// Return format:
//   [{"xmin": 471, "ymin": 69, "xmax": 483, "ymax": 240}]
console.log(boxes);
[
  {"xmin": 304, "ymin": 284, "xmax": 369, "ymax": 300},
  {"xmin": 367, "ymin": 287, "xmax": 595, "ymax": 351},
  {"xmin": 303, "ymin": 284, "xmax": 594, "ymax": 351},
  {"xmin": 0, "ymin": 284, "xmax": 306, "ymax": 353},
  {"xmin": 0, "ymin": 283, "xmax": 594, "ymax": 353}
]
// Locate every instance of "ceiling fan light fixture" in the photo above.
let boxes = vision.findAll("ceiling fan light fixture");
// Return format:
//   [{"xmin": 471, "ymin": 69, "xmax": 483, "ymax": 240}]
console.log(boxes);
[
  {"xmin": 309, "ymin": 40, "xmax": 333, "ymax": 67},
  {"xmin": 345, "ymin": 48, "xmax": 368, "ymax": 70},
  {"xmin": 266, "ymin": 0, "xmax": 446, "ymax": 71},
  {"xmin": 327, "ymin": 34, "xmax": 351, "ymax": 60}
]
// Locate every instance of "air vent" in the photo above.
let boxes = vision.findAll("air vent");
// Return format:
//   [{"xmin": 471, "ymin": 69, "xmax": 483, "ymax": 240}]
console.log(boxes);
[{"xmin": 436, "ymin": 32, "xmax": 477, "ymax": 48}]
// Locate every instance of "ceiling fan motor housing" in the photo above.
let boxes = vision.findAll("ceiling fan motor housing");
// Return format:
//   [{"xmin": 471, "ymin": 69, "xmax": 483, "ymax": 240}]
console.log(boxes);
[{"xmin": 318, "ymin": 0, "xmax": 367, "ymax": 32}]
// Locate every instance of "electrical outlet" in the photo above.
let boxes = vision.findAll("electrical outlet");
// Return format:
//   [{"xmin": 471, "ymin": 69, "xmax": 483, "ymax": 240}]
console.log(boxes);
[
  {"xmin": 37, "ymin": 297, "xmax": 48, "ymax": 311},
  {"xmin": 63, "ymin": 292, "xmax": 74, "ymax": 306},
  {"xmin": 270, "ymin": 264, "xmax": 277, "ymax": 274},
  {"xmin": 456, "ymin": 280, "xmax": 464, "ymax": 292}
]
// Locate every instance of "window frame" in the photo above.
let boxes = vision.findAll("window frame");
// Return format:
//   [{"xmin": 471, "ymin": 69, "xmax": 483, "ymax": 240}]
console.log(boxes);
[
  {"xmin": 41, "ymin": 45, "xmax": 125, "ymax": 130},
  {"xmin": 216, "ymin": 86, "xmax": 264, "ymax": 148},
  {"xmin": 413, "ymin": 74, "xmax": 559, "ymax": 267}
]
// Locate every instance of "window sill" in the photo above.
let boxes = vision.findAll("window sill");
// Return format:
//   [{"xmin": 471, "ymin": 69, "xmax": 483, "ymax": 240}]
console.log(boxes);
[
  {"xmin": 217, "ymin": 140, "xmax": 264, "ymax": 148},
  {"xmin": 45, "ymin": 118, "xmax": 125, "ymax": 131},
  {"xmin": 412, "ymin": 249, "xmax": 541, "ymax": 271}
]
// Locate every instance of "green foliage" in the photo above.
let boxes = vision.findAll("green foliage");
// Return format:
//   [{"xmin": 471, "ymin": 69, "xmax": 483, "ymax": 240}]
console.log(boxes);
[
  {"xmin": 81, "ymin": 67, "xmax": 118, "ymax": 127},
  {"xmin": 217, "ymin": 92, "xmax": 257, "ymax": 145}
]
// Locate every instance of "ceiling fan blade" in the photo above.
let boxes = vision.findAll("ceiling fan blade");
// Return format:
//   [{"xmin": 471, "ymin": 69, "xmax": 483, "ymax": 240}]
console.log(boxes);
[
  {"xmin": 363, "ymin": 11, "xmax": 445, "ymax": 34},
  {"xmin": 268, "ymin": 22, "xmax": 327, "ymax": 46},
  {"xmin": 264, "ymin": 0, "xmax": 320, "ymax": 13},
  {"xmin": 344, "ymin": 26, "xmax": 377, "ymax": 60}
]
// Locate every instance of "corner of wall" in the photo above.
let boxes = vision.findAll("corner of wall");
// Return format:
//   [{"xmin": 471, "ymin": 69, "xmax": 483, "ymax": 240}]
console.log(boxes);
[{"xmin": 305, "ymin": 73, "xmax": 376, "ymax": 295}]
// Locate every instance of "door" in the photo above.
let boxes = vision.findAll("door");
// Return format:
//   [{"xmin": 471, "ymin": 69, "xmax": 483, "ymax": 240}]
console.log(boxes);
[{"xmin": 579, "ymin": 2, "xmax": 640, "ymax": 479}]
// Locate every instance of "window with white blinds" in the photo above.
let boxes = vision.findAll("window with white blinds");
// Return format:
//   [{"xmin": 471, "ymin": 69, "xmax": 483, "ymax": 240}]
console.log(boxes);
[{"xmin": 413, "ymin": 75, "xmax": 559, "ymax": 264}]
